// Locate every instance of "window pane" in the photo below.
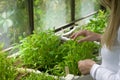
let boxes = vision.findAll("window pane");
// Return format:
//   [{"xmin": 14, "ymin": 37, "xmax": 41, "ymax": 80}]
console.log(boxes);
[
  {"xmin": 34, "ymin": 0, "xmax": 100, "ymax": 32},
  {"xmin": 0, "ymin": 0, "xmax": 30, "ymax": 48},
  {"xmin": 34, "ymin": 0, "xmax": 71, "ymax": 31},
  {"xmin": 75, "ymin": 0, "xmax": 100, "ymax": 25}
]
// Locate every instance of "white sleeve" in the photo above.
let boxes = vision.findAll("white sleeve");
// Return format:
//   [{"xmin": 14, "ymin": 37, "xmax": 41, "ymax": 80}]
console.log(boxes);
[{"xmin": 90, "ymin": 64, "xmax": 120, "ymax": 80}]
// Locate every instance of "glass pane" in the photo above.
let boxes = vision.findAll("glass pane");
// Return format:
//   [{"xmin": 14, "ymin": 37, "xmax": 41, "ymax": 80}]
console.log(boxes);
[
  {"xmin": 0, "ymin": 0, "xmax": 30, "ymax": 48},
  {"xmin": 34, "ymin": 0, "xmax": 100, "ymax": 32},
  {"xmin": 75, "ymin": 0, "xmax": 100, "ymax": 25},
  {"xmin": 34, "ymin": 0, "xmax": 71, "ymax": 31}
]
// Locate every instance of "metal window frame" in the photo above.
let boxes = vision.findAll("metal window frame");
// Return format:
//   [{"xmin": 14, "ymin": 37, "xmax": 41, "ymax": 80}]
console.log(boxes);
[
  {"xmin": 27, "ymin": 0, "xmax": 76, "ymax": 33},
  {"xmin": 28, "ymin": 0, "xmax": 34, "ymax": 34},
  {"xmin": 27, "ymin": 0, "xmax": 99, "ymax": 33}
]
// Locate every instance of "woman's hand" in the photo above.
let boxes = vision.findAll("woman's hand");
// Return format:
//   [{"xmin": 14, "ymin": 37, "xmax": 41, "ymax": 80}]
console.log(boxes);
[
  {"xmin": 70, "ymin": 30, "xmax": 101, "ymax": 42},
  {"xmin": 78, "ymin": 59, "xmax": 96, "ymax": 75}
]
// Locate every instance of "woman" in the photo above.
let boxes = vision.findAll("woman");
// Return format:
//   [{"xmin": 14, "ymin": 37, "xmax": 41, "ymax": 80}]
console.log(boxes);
[{"xmin": 70, "ymin": 0, "xmax": 120, "ymax": 80}]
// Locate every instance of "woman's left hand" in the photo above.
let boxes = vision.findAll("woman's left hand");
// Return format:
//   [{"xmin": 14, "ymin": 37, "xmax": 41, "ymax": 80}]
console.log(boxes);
[{"xmin": 78, "ymin": 59, "xmax": 96, "ymax": 75}]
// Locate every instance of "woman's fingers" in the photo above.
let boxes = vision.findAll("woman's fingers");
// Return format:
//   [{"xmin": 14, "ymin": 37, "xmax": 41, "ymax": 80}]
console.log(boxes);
[
  {"xmin": 70, "ymin": 30, "xmax": 101, "ymax": 42},
  {"xmin": 78, "ymin": 36, "xmax": 92, "ymax": 43},
  {"xmin": 70, "ymin": 32, "xmax": 78, "ymax": 39},
  {"xmin": 70, "ymin": 30, "xmax": 86, "ymax": 40}
]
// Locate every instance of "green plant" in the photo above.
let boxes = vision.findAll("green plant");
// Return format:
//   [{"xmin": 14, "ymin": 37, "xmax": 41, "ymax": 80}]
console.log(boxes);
[
  {"xmin": 16, "ymin": 29, "xmax": 100, "ymax": 76},
  {"xmin": 19, "ymin": 31, "xmax": 62, "ymax": 70},
  {"xmin": 21, "ymin": 73, "xmax": 57, "ymax": 80},
  {"xmin": 0, "ymin": 51, "xmax": 17, "ymax": 80},
  {"xmin": 52, "ymin": 40, "xmax": 99, "ymax": 75},
  {"xmin": 81, "ymin": 10, "xmax": 107, "ymax": 33}
]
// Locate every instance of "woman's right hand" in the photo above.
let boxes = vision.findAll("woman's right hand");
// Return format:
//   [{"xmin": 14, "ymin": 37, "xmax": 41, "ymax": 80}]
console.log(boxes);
[{"xmin": 70, "ymin": 30, "xmax": 101, "ymax": 43}]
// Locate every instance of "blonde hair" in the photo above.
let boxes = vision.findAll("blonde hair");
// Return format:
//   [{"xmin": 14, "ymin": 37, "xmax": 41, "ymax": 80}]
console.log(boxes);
[{"xmin": 101, "ymin": 0, "xmax": 120, "ymax": 49}]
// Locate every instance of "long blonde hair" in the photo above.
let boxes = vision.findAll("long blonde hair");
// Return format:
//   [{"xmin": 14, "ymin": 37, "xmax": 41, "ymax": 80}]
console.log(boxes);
[{"xmin": 101, "ymin": 0, "xmax": 120, "ymax": 49}]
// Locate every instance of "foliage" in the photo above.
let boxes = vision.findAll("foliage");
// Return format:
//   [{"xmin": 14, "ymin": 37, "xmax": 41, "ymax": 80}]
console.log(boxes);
[
  {"xmin": 21, "ymin": 73, "xmax": 57, "ymax": 80},
  {"xmin": 0, "ymin": 50, "xmax": 17, "ymax": 80},
  {"xmin": 17, "ymin": 30, "xmax": 99, "ymax": 76},
  {"xmin": 81, "ymin": 10, "xmax": 107, "ymax": 34},
  {"xmin": 50, "ymin": 40, "xmax": 99, "ymax": 75},
  {"xmin": 19, "ymin": 31, "xmax": 62, "ymax": 70}
]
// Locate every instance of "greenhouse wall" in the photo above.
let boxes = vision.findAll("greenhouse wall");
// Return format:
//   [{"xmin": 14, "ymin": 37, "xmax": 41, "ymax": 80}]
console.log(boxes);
[
  {"xmin": 0, "ymin": 0, "xmax": 30, "ymax": 48},
  {"xmin": 0, "ymin": 0, "xmax": 100, "ymax": 48},
  {"xmin": 34, "ymin": 0, "xmax": 100, "ymax": 31}
]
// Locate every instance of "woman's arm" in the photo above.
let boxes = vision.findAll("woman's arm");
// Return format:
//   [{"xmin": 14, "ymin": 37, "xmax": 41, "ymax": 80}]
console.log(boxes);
[
  {"xmin": 70, "ymin": 30, "xmax": 101, "ymax": 42},
  {"xmin": 90, "ymin": 64, "xmax": 120, "ymax": 80},
  {"xmin": 78, "ymin": 59, "xmax": 120, "ymax": 80}
]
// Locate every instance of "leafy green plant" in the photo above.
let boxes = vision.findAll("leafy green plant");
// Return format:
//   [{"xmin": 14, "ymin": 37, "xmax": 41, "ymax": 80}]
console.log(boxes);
[
  {"xmin": 51, "ymin": 40, "xmax": 99, "ymax": 75},
  {"xmin": 19, "ymin": 31, "xmax": 63, "ymax": 70},
  {"xmin": 81, "ymin": 10, "xmax": 107, "ymax": 33},
  {"xmin": 16, "ymin": 29, "xmax": 100, "ymax": 76},
  {"xmin": 21, "ymin": 73, "xmax": 57, "ymax": 80},
  {"xmin": 0, "ymin": 51, "xmax": 17, "ymax": 80},
  {"xmin": 47, "ymin": 11, "xmax": 107, "ymax": 76}
]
